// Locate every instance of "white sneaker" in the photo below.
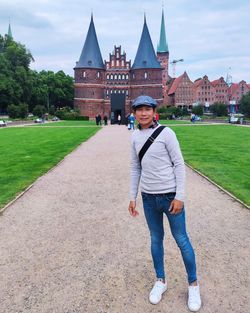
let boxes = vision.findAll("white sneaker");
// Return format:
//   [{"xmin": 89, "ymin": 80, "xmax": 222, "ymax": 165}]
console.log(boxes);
[
  {"xmin": 188, "ymin": 284, "xmax": 201, "ymax": 312},
  {"xmin": 149, "ymin": 280, "xmax": 167, "ymax": 304}
]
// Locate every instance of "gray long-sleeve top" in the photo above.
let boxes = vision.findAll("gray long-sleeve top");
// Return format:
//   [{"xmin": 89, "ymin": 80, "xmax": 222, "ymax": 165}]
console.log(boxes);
[{"xmin": 130, "ymin": 125, "xmax": 186, "ymax": 201}]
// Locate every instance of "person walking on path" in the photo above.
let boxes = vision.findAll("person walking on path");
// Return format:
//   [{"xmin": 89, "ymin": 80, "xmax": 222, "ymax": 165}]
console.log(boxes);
[
  {"xmin": 128, "ymin": 95, "xmax": 201, "ymax": 312},
  {"xmin": 129, "ymin": 112, "xmax": 135, "ymax": 130},
  {"xmin": 104, "ymin": 115, "xmax": 108, "ymax": 126},
  {"xmin": 117, "ymin": 114, "xmax": 121, "ymax": 125}
]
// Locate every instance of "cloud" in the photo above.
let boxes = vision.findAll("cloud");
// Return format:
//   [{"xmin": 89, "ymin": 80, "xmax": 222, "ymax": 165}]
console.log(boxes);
[{"xmin": 0, "ymin": 0, "xmax": 250, "ymax": 82}]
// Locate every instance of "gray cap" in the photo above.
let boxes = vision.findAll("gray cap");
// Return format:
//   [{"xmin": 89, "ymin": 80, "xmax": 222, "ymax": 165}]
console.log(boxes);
[{"xmin": 132, "ymin": 95, "xmax": 157, "ymax": 109}]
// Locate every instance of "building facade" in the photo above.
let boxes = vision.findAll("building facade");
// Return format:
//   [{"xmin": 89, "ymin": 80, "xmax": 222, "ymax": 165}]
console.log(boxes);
[
  {"xmin": 168, "ymin": 72, "xmax": 195, "ymax": 108},
  {"xmin": 74, "ymin": 13, "xmax": 250, "ymax": 118},
  {"xmin": 228, "ymin": 80, "xmax": 250, "ymax": 112},
  {"xmin": 211, "ymin": 77, "xmax": 228, "ymax": 104}
]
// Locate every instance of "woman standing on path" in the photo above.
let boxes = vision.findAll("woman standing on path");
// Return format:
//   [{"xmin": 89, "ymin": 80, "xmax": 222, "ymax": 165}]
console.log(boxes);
[{"xmin": 128, "ymin": 95, "xmax": 202, "ymax": 312}]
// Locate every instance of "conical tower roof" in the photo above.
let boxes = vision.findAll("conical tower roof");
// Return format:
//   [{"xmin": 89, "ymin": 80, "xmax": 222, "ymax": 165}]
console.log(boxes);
[
  {"xmin": 132, "ymin": 16, "xmax": 161, "ymax": 69},
  {"xmin": 8, "ymin": 22, "xmax": 13, "ymax": 39},
  {"xmin": 157, "ymin": 9, "xmax": 168, "ymax": 53},
  {"xmin": 75, "ymin": 15, "xmax": 104, "ymax": 69}
]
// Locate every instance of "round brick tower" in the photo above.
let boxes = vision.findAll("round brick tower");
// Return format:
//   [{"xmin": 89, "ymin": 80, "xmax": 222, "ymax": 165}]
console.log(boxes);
[
  {"xmin": 130, "ymin": 16, "xmax": 163, "ymax": 105},
  {"xmin": 74, "ymin": 15, "xmax": 105, "ymax": 118}
]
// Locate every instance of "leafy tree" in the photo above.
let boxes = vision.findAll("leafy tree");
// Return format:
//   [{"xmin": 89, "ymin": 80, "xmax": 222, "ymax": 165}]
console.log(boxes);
[
  {"xmin": 0, "ymin": 34, "xmax": 74, "ymax": 115},
  {"xmin": 239, "ymin": 92, "xmax": 250, "ymax": 117},
  {"xmin": 49, "ymin": 105, "xmax": 56, "ymax": 115},
  {"xmin": 210, "ymin": 102, "xmax": 228, "ymax": 116},
  {"xmin": 29, "ymin": 70, "xmax": 74, "ymax": 112},
  {"xmin": 0, "ymin": 35, "xmax": 34, "ymax": 113}
]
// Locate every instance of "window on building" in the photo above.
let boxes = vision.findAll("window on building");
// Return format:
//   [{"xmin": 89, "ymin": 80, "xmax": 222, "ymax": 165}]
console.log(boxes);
[
  {"xmin": 82, "ymin": 71, "xmax": 86, "ymax": 78},
  {"xmin": 114, "ymin": 74, "xmax": 117, "ymax": 80},
  {"xmin": 97, "ymin": 72, "xmax": 100, "ymax": 78},
  {"xmin": 107, "ymin": 74, "xmax": 109, "ymax": 80},
  {"xmin": 118, "ymin": 74, "xmax": 121, "ymax": 80},
  {"xmin": 110, "ymin": 75, "xmax": 113, "ymax": 80},
  {"xmin": 126, "ymin": 74, "xmax": 129, "ymax": 80},
  {"xmin": 144, "ymin": 72, "xmax": 148, "ymax": 79}
]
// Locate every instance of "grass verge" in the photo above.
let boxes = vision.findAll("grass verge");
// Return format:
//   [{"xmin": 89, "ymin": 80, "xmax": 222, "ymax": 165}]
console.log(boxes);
[
  {"xmin": 0, "ymin": 126, "xmax": 99, "ymax": 208},
  {"xmin": 170, "ymin": 125, "xmax": 250, "ymax": 206}
]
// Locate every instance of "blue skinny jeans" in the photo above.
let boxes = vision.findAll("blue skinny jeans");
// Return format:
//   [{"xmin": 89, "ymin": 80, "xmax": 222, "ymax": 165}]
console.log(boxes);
[{"xmin": 142, "ymin": 192, "xmax": 197, "ymax": 284}]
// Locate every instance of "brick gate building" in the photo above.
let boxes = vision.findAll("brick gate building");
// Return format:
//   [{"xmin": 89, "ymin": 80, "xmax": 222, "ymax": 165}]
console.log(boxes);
[{"xmin": 74, "ymin": 12, "xmax": 169, "ymax": 121}]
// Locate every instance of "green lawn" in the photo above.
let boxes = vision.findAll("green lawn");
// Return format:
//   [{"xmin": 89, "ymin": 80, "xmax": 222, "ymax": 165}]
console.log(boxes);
[
  {"xmin": 32, "ymin": 120, "xmax": 98, "ymax": 126},
  {"xmin": 160, "ymin": 120, "xmax": 191, "ymax": 125},
  {"xmin": 0, "ymin": 126, "xmax": 99, "ymax": 208},
  {"xmin": 170, "ymin": 125, "xmax": 250, "ymax": 206}
]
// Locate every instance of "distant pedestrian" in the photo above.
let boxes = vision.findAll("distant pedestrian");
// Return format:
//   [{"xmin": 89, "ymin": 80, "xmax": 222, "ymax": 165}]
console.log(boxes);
[
  {"xmin": 190, "ymin": 113, "xmax": 195, "ymax": 123},
  {"xmin": 97, "ymin": 114, "xmax": 102, "ymax": 125},
  {"xmin": 118, "ymin": 114, "xmax": 121, "ymax": 125},
  {"xmin": 129, "ymin": 113, "xmax": 135, "ymax": 130},
  {"xmin": 104, "ymin": 115, "xmax": 108, "ymax": 125}
]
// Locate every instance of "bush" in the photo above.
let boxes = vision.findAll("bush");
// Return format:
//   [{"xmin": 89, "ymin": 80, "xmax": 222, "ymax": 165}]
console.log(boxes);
[
  {"xmin": 55, "ymin": 107, "xmax": 89, "ymax": 120},
  {"xmin": 7, "ymin": 104, "xmax": 19, "ymax": 119},
  {"xmin": 181, "ymin": 107, "xmax": 189, "ymax": 116},
  {"xmin": 157, "ymin": 106, "xmax": 188, "ymax": 119},
  {"xmin": 210, "ymin": 102, "xmax": 228, "ymax": 116},
  {"xmin": 33, "ymin": 105, "xmax": 46, "ymax": 117},
  {"xmin": 157, "ymin": 106, "xmax": 169, "ymax": 114},
  {"xmin": 159, "ymin": 113, "xmax": 172, "ymax": 120},
  {"xmin": 55, "ymin": 107, "xmax": 70, "ymax": 119},
  {"xmin": 192, "ymin": 105, "xmax": 203, "ymax": 116},
  {"xmin": 18, "ymin": 103, "xmax": 28, "ymax": 119}
]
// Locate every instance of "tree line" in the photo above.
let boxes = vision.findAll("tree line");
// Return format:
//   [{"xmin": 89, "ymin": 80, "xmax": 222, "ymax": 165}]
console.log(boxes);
[{"xmin": 0, "ymin": 34, "xmax": 74, "ymax": 117}]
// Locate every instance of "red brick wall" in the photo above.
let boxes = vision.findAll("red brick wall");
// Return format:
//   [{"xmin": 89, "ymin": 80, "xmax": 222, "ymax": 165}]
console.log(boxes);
[
  {"xmin": 130, "ymin": 69, "xmax": 162, "ymax": 103},
  {"xmin": 74, "ymin": 99, "xmax": 105, "ymax": 118}
]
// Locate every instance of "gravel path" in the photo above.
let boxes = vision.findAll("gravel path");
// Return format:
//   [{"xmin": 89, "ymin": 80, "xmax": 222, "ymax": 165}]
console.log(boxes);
[{"xmin": 0, "ymin": 125, "xmax": 249, "ymax": 313}]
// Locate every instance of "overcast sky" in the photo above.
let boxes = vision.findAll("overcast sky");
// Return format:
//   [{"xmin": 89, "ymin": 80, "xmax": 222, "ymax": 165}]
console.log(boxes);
[{"xmin": 1, "ymin": 0, "xmax": 250, "ymax": 83}]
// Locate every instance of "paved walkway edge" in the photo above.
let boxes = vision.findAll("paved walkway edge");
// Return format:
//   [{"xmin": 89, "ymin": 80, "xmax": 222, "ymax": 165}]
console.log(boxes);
[
  {"xmin": 185, "ymin": 162, "xmax": 250, "ymax": 210},
  {"xmin": 0, "ymin": 156, "xmax": 67, "ymax": 215},
  {"xmin": 1, "ymin": 147, "xmax": 249, "ymax": 215}
]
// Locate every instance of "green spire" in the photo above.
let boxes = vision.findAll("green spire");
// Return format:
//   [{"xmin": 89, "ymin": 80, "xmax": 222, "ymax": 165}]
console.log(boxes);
[
  {"xmin": 157, "ymin": 9, "xmax": 168, "ymax": 53},
  {"xmin": 8, "ymin": 21, "xmax": 13, "ymax": 39}
]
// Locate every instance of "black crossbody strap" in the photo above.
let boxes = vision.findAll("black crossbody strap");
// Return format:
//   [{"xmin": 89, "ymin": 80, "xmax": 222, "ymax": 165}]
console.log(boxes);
[{"xmin": 138, "ymin": 126, "xmax": 165, "ymax": 165}]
